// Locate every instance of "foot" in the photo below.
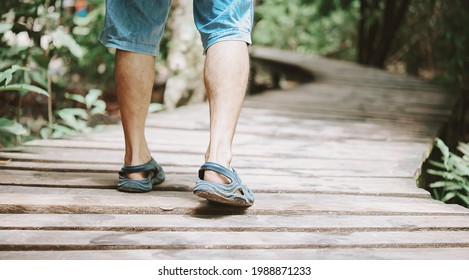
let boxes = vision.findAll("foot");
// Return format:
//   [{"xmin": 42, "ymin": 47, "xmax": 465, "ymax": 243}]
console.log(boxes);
[
  {"xmin": 124, "ymin": 169, "xmax": 147, "ymax": 180},
  {"xmin": 124, "ymin": 154, "xmax": 152, "ymax": 180},
  {"xmin": 193, "ymin": 162, "xmax": 254, "ymax": 207},
  {"xmin": 118, "ymin": 157, "xmax": 165, "ymax": 193},
  {"xmin": 203, "ymin": 169, "xmax": 231, "ymax": 184}
]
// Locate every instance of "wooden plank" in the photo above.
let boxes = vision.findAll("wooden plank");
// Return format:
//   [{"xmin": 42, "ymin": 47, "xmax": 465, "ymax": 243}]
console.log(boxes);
[
  {"xmin": 243, "ymin": 100, "xmax": 447, "ymax": 124},
  {"xmin": 71, "ymin": 111, "xmax": 441, "ymax": 140},
  {"xmin": 0, "ymin": 187, "xmax": 466, "ymax": 215},
  {"xmin": 21, "ymin": 137, "xmax": 430, "ymax": 162},
  {"xmin": 0, "ymin": 147, "xmax": 422, "ymax": 177},
  {"xmin": 0, "ymin": 160, "xmax": 422, "ymax": 179},
  {"xmin": 246, "ymin": 90, "xmax": 451, "ymax": 117},
  {"xmin": 240, "ymin": 107, "xmax": 447, "ymax": 129},
  {"xmin": 0, "ymin": 165, "xmax": 431, "ymax": 196},
  {"xmin": 1, "ymin": 230, "xmax": 469, "ymax": 250},
  {"xmin": 2, "ymin": 214, "xmax": 469, "ymax": 231},
  {"xmin": 149, "ymin": 102, "xmax": 445, "ymax": 132},
  {"xmin": 2, "ymin": 248, "xmax": 469, "ymax": 259},
  {"xmin": 247, "ymin": 83, "xmax": 449, "ymax": 106}
]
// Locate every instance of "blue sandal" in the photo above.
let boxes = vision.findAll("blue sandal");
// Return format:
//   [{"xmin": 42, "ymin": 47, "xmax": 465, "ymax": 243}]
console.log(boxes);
[
  {"xmin": 193, "ymin": 162, "xmax": 254, "ymax": 207},
  {"xmin": 117, "ymin": 157, "xmax": 165, "ymax": 193}
]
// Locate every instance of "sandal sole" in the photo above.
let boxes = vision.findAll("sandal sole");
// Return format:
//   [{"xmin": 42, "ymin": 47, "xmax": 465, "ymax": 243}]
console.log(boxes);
[
  {"xmin": 117, "ymin": 176, "xmax": 165, "ymax": 193},
  {"xmin": 194, "ymin": 189, "xmax": 253, "ymax": 207}
]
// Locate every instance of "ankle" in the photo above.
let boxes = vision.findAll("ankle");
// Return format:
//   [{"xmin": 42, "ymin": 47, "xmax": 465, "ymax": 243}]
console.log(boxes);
[
  {"xmin": 205, "ymin": 152, "xmax": 232, "ymax": 168},
  {"xmin": 124, "ymin": 151, "xmax": 151, "ymax": 166}
]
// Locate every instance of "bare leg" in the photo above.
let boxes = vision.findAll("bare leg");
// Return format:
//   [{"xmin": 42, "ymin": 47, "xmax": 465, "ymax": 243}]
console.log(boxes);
[
  {"xmin": 115, "ymin": 49, "xmax": 154, "ymax": 180},
  {"xmin": 203, "ymin": 41, "xmax": 250, "ymax": 184}
]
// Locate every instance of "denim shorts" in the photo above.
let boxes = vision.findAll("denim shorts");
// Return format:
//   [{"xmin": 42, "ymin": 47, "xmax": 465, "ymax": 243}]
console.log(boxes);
[{"xmin": 99, "ymin": 0, "xmax": 254, "ymax": 56}]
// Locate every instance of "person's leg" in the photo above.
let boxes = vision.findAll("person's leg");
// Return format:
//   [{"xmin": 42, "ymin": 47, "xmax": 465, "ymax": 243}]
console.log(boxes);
[
  {"xmin": 203, "ymin": 41, "xmax": 250, "ymax": 184},
  {"xmin": 115, "ymin": 50, "xmax": 154, "ymax": 180},
  {"xmin": 192, "ymin": 0, "xmax": 255, "ymax": 206},
  {"xmin": 99, "ymin": 0, "xmax": 170, "ymax": 188}
]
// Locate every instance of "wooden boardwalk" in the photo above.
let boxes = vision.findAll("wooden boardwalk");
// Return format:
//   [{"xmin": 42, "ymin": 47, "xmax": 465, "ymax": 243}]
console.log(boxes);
[{"xmin": 1, "ymin": 47, "xmax": 468, "ymax": 259}]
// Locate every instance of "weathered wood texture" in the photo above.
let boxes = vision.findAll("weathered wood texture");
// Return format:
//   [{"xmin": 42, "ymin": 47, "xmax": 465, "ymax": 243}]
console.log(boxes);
[{"xmin": 0, "ymin": 47, "xmax": 467, "ymax": 259}]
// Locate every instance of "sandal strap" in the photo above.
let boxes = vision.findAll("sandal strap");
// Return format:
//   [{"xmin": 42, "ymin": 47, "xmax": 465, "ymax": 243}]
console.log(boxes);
[
  {"xmin": 198, "ymin": 162, "xmax": 240, "ymax": 183},
  {"xmin": 121, "ymin": 157, "xmax": 158, "ymax": 173}
]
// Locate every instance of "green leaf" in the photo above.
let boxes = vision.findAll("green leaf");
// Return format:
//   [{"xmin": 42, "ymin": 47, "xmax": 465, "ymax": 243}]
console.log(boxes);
[
  {"xmin": 0, "ymin": 23, "xmax": 13, "ymax": 34},
  {"xmin": 90, "ymin": 100, "xmax": 106, "ymax": 115},
  {"xmin": 432, "ymin": 188, "xmax": 441, "ymax": 200},
  {"xmin": 457, "ymin": 142, "xmax": 469, "ymax": 157},
  {"xmin": 0, "ymin": 65, "xmax": 29, "ymax": 85},
  {"xmin": 428, "ymin": 160, "xmax": 446, "ymax": 169},
  {"xmin": 427, "ymin": 169, "xmax": 448, "ymax": 177},
  {"xmin": 0, "ymin": 84, "xmax": 48, "ymax": 96},
  {"xmin": 0, "ymin": 118, "xmax": 29, "ymax": 136},
  {"xmin": 57, "ymin": 108, "xmax": 89, "ymax": 131},
  {"xmin": 40, "ymin": 127, "xmax": 50, "ymax": 139},
  {"xmin": 429, "ymin": 181, "xmax": 448, "ymax": 188},
  {"xmin": 442, "ymin": 184, "xmax": 463, "ymax": 191},
  {"xmin": 0, "ymin": 70, "xmax": 13, "ymax": 86},
  {"xmin": 29, "ymin": 70, "xmax": 48, "ymax": 88},
  {"xmin": 41, "ymin": 124, "xmax": 75, "ymax": 139},
  {"xmin": 434, "ymin": 138, "xmax": 451, "ymax": 168},
  {"xmin": 65, "ymin": 92, "xmax": 86, "ymax": 104},
  {"xmin": 58, "ymin": 108, "xmax": 88, "ymax": 121},
  {"xmin": 51, "ymin": 124, "xmax": 75, "ymax": 138},
  {"xmin": 441, "ymin": 192, "xmax": 456, "ymax": 202},
  {"xmin": 85, "ymin": 89, "xmax": 102, "ymax": 109},
  {"xmin": 459, "ymin": 183, "xmax": 469, "ymax": 193},
  {"xmin": 46, "ymin": 12, "xmax": 60, "ymax": 21},
  {"xmin": 429, "ymin": 181, "xmax": 465, "ymax": 192},
  {"xmin": 455, "ymin": 193, "xmax": 469, "ymax": 207},
  {"xmin": 51, "ymin": 29, "xmax": 85, "ymax": 58},
  {"xmin": 31, "ymin": 53, "xmax": 50, "ymax": 69}
]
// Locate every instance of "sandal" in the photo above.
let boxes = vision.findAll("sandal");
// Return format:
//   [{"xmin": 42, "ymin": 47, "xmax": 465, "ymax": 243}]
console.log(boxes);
[
  {"xmin": 193, "ymin": 162, "xmax": 254, "ymax": 207},
  {"xmin": 117, "ymin": 157, "xmax": 165, "ymax": 193}
]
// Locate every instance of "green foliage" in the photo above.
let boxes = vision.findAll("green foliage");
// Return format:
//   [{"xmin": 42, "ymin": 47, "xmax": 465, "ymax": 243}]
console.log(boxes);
[
  {"xmin": 0, "ymin": 117, "xmax": 29, "ymax": 136},
  {"xmin": 0, "ymin": 83, "xmax": 49, "ymax": 96},
  {"xmin": 388, "ymin": 0, "xmax": 469, "ymax": 82},
  {"xmin": 427, "ymin": 138, "xmax": 469, "ymax": 207},
  {"xmin": 0, "ymin": 65, "xmax": 48, "ymax": 147},
  {"xmin": 253, "ymin": 0, "xmax": 359, "ymax": 59},
  {"xmin": 0, "ymin": 65, "xmax": 48, "ymax": 96},
  {"xmin": 0, "ymin": 117, "xmax": 29, "ymax": 148},
  {"xmin": 254, "ymin": 0, "xmax": 469, "ymax": 83},
  {"xmin": 0, "ymin": 0, "xmax": 115, "ymax": 147},
  {"xmin": 432, "ymin": 1, "xmax": 469, "ymax": 85},
  {"xmin": 68, "ymin": 1, "xmax": 115, "ymax": 88},
  {"xmin": 42, "ymin": 89, "xmax": 107, "ymax": 138}
]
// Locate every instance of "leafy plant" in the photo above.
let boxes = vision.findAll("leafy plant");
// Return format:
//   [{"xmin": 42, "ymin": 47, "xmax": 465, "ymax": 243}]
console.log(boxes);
[
  {"xmin": 253, "ymin": 0, "xmax": 359, "ymax": 59},
  {"xmin": 0, "ymin": 65, "xmax": 49, "ymax": 96},
  {"xmin": 0, "ymin": 1, "xmax": 112, "ymax": 144},
  {"xmin": 427, "ymin": 138, "xmax": 469, "ymax": 207},
  {"xmin": 0, "ymin": 65, "xmax": 48, "ymax": 146},
  {"xmin": 41, "ymin": 88, "xmax": 106, "ymax": 138},
  {"xmin": 0, "ymin": 117, "xmax": 30, "ymax": 146}
]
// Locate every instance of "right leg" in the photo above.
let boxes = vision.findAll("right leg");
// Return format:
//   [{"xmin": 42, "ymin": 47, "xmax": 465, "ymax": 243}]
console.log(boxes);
[
  {"xmin": 99, "ymin": 0, "xmax": 171, "ymax": 186},
  {"xmin": 115, "ymin": 50, "xmax": 154, "ymax": 180}
]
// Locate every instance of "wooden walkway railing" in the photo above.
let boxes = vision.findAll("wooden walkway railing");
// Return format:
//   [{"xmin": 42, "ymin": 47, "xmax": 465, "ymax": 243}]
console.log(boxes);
[{"xmin": 0, "ymin": 47, "xmax": 468, "ymax": 259}]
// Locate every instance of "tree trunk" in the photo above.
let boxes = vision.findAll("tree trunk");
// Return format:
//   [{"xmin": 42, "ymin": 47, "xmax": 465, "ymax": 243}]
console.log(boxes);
[
  {"xmin": 357, "ymin": 0, "xmax": 411, "ymax": 68},
  {"xmin": 164, "ymin": 0, "xmax": 205, "ymax": 109}
]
